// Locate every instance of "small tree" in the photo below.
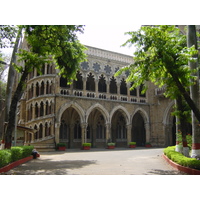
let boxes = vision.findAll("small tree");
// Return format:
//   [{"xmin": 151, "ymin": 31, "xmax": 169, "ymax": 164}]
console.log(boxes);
[
  {"xmin": 115, "ymin": 25, "xmax": 199, "ymax": 155},
  {"xmin": 2, "ymin": 25, "xmax": 87, "ymax": 149}
]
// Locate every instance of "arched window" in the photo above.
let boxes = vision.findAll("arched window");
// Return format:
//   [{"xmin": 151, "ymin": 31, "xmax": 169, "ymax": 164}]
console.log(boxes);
[
  {"xmin": 46, "ymin": 101, "xmax": 49, "ymax": 115},
  {"xmin": 45, "ymin": 122, "xmax": 48, "ymax": 137},
  {"xmin": 96, "ymin": 115, "xmax": 105, "ymax": 139},
  {"xmin": 130, "ymin": 82, "xmax": 137, "ymax": 96},
  {"xmin": 41, "ymin": 81, "xmax": 44, "ymax": 95},
  {"xmin": 120, "ymin": 79, "xmax": 127, "ymax": 95},
  {"xmin": 73, "ymin": 71, "xmax": 83, "ymax": 90},
  {"xmin": 98, "ymin": 75, "xmax": 107, "ymax": 93},
  {"xmin": 39, "ymin": 123, "xmax": 43, "ymax": 138},
  {"xmin": 139, "ymin": 84, "xmax": 146, "ymax": 97},
  {"xmin": 35, "ymin": 103, "xmax": 39, "ymax": 118},
  {"xmin": 30, "ymin": 104, "xmax": 33, "ymax": 121},
  {"xmin": 46, "ymin": 81, "xmax": 49, "ymax": 94},
  {"xmin": 60, "ymin": 120, "xmax": 68, "ymax": 139},
  {"xmin": 36, "ymin": 82, "xmax": 40, "ymax": 96},
  {"xmin": 40, "ymin": 102, "xmax": 44, "ymax": 117},
  {"xmin": 110, "ymin": 76, "xmax": 117, "ymax": 94},
  {"xmin": 74, "ymin": 120, "xmax": 81, "ymax": 139},
  {"xmin": 34, "ymin": 125, "xmax": 38, "ymax": 140},
  {"xmin": 116, "ymin": 115, "xmax": 127, "ymax": 139},
  {"xmin": 60, "ymin": 76, "xmax": 70, "ymax": 88},
  {"xmin": 86, "ymin": 73, "xmax": 95, "ymax": 91}
]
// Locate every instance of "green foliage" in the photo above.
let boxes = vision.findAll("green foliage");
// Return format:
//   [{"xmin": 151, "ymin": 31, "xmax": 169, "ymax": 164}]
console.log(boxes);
[
  {"xmin": 107, "ymin": 143, "xmax": 115, "ymax": 146},
  {"xmin": 115, "ymin": 25, "xmax": 198, "ymax": 100},
  {"xmin": 21, "ymin": 146, "xmax": 34, "ymax": 158},
  {"xmin": 176, "ymin": 132, "xmax": 192, "ymax": 149},
  {"xmin": 82, "ymin": 143, "xmax": 91, "ymax": 147},
  {"xmin": 0, "ymin": 149, "xmax": 12, "ymax": 168},
  {"xmin": 18, "ymin": 25, "xmax": 87, "ymax": 83},
  {"xmin": 0, "ymin": 146, "xmax": 34, "ymax": 168},
  {"xmin": 11, "ymin": 146, "xmax": 23, "ymax": 162},
  {"xmin": 164, "ymin": 146, "xmax": 200, "ymax": 170},
  {"xmin": 56, "ymin": 143, "xmax": 66, "ymax": 147},
  {"xmin": 129, "ymin": 142, "xmax": 136, "ymax": 145},
  {"xmin": 0, "ymin": 25, "xmax": 17, "ymax": 49}
]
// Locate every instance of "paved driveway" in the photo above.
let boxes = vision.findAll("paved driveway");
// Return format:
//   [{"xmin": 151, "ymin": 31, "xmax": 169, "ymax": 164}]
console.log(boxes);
[{"xmin": 2, "ymin": 147, "xmax": 186, "ymax": 175}]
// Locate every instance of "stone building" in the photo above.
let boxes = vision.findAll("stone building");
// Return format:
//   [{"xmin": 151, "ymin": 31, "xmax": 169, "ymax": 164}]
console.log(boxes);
[{"xmin": 16, "ymin": 45, "xmax": 177, "ymax": 150}]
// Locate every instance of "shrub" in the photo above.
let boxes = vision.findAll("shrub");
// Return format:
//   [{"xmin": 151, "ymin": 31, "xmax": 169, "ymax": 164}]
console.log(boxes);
[
  {"xmin": 82, "ymin": 143, "xmax": 91, "ymax": 147},
  {"xmin": 107, "ymin": 143, "xmax": 115, "ymax": 146},
  {"xmin": 22, "ymin": 146, "xmax": 34, "ymax": 158},
  {"xmin": 163, "ymin": 146, "xmax": 200, "ymax": 170},
  {"xmin": 129, "ymin": 142, "xmax": 136, "ymax": 145},
  {"xmin": 56, "ymin": 143, "xmax": 66, "ymax": 147},
  {"xmin": 11, "ymin": 147, "xmax": 23, "ymax": 162},
  {"xmin": 0, "ymin": 150, "xmax": 12, "ymax": 168}
]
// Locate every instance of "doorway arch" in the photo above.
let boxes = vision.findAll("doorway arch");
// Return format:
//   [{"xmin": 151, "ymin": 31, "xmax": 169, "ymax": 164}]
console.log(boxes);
[{"xmin": 132, "ymin": 112, "xmax": 146, "ymax": 146}]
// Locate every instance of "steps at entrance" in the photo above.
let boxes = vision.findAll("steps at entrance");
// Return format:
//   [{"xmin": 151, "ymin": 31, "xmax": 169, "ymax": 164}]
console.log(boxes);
[{"xmin": 30, "ymin": 137, "xmax": 56, "ymax": 152}]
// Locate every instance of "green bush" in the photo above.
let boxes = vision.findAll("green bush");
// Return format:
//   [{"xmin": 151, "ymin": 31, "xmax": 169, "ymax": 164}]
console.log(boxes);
[
  {"xmin": 0, "ymin": 146, "xmax": 34, "ymax": 169},
  {"xmin": 163, "ymin": 146, "xmax": 200, "ymax": 170},
  {"xmin": 56, "ymin": 143, "xmax": 66, "ymax": 147},
  {"xmin": 21, "ymin": 146, "xmax": 34, "ymax": 158},
  {"xmin": 0, "ymin": 150, "xmax": 12, "ymax": 168},
  {"xmin": 82, "ymin": 143, "xmax": 91, "ymax": 147},
  {"xmin": 11, "ymin": 147, "xmax": 23, "ymax": 162},
  {"xmin": 129, "ymin": 142, "xmax": 136, "ymax": 145},
  {"xmin": 107, "ymin": 143, "xmax": 115, "ymax": 146}
]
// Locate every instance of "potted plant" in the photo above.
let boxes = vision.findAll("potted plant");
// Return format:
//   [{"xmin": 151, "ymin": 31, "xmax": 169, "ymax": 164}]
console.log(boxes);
[
  {"xmin": 107, "ymin": 142, "xmax": 115, "ymax": 149},
  {"xmin": 145, "ymin": 142, "xmax": 152, "ymax": 148},
  {"xmin": 129, "ymin": 142, "xmax": 136, "ymax": 148},
  {"xmin": 82, "ymin": 143, "xmax": 91, "ymax": 150},
  {"xmin": 56, "ymin": 143, "xmax": 66, "ymax": 151}
]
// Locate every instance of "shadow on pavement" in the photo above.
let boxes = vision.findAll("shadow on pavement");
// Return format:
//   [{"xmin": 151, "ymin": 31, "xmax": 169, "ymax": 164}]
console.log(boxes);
[
  {"xmin": 3, "ymin": 159, "xmax": 97, "ymax": 175},
  {"xmin": 147, "ymin": 169, "xmax": 187, "ymax": 175}
]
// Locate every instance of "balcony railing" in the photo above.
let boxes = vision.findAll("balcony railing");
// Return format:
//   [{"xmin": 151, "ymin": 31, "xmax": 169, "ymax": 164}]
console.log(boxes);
[{"xmin": 60, "ymin": 88, "xmax": 147, "ymax": 104}]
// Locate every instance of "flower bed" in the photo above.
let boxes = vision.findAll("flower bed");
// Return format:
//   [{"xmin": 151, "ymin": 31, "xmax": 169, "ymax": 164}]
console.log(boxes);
[
  {"xmin": 163, "ymin": 146, "xmax": 200, "ymax": 174},
  {"xmin": 0, "ymin": 156, "xmax": 33, "ymax": 173},
  {"xmin": 0, "ymin": 146, "xmax": 34, "ymax": 169}
]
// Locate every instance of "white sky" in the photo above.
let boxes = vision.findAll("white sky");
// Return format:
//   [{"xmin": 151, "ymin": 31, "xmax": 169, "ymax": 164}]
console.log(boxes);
[{"xmin": 77, "ymin": 24, "xmax": 141, "ymax": 56}]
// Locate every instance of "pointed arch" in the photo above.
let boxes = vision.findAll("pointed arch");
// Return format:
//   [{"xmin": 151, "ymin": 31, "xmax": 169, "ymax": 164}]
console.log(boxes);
[
  {"xmin": 110, "ymin": 105, "xmax": 130, "ymax": 125},
  {"xmin": 57, "ymin": 101, "xmax": 85, "ymax": 124},
  {"xmin": 86, "ymin": 103, "xmax": 109, "ymax": 123},
  {"xmin": 132, "ymin": 107, "xmax": 149, "ymax": 124}
]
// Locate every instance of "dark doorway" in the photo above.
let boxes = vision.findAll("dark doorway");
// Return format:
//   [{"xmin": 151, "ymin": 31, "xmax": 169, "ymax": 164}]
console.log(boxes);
[{"xmin": 132, "ymin": 112, "xmax": 146, "ymax": 146}]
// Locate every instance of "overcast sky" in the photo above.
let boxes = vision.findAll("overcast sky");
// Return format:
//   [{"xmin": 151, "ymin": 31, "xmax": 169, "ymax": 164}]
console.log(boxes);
[{"xmin": 77, "ymin": 24, "xmax": 141, "ymax": 56}]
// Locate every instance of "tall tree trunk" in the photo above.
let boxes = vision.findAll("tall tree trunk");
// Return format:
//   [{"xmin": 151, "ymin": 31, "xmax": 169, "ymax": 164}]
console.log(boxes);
[
  {"xmin": 176, "ymin": 95, "xmax": 189, "ymax": 157},
  {"xmin": 4, "ymin": 66, "xmax": 29, "ymax": 148},
  {"xmin": 187, "ymin": 25, "xmax": 200, "ymax": 158},
  {"xmin": 2, "ymin": 27, "xmax": 22, "ymax": 147}
]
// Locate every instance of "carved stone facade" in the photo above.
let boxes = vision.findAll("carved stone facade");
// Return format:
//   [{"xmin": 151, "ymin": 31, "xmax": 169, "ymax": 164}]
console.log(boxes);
[{"xmin": 17, "ymin": 45, "xmax": 177, "ymax": 149}]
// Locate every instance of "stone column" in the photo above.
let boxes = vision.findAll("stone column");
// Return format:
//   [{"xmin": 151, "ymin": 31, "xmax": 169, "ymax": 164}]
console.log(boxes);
[
  {"xmin": 145, "ymin": 122, "xmax": 151, "ymax": 143},
  {"xmin": 126, "ymin": 123, "xmax": 132, "ymax": 145},
  {"xmin": 54, "ymin": 122, "xmax": 60, "ymax": 144},
  {"xmin": 81, "ymin": 123, "xmax": 88, "ymax": 144},
  {"xmin": 95, "ymin": 80, "xmax": 98, "ymax": 97},
  {"xmin": 127, "ymin": 82, "xmax": 131, "ymax": 102},
  {"xmin": 117, "ymin": 82, "xmax": 120, "ymax": 100},
  {"xmin": 83, "ymin": 77, "xmax": 87, "ymax": 96},
  {"xmin": 105, "ymin": 123, "xmax": 111, "ymax": 143}
]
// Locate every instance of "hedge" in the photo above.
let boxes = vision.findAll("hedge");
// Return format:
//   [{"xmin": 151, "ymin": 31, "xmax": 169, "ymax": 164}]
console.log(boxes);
[
  {"xmin": 0, "ymin": 150, "xmax": 12, "ymax": 168},
  {"xmin": 163, "ymin": 146, "xmax": 200, "ymax": 170},
  {"xmin": 0, "ymin": 146, "xmax": 34, "ymax": 168}
]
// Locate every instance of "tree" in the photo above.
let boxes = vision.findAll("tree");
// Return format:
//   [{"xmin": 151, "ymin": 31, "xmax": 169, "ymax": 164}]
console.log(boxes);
[
  {"xmin": 115, "ymin": 25, "xmax": 199, "ymax": 154},
  {"xmin": 2, "ymin": 25, "xmax": 87, "ymax": 149},
  {"xmin": 187, "ymin": 25, "xmax": 200, "ymax": 158}
]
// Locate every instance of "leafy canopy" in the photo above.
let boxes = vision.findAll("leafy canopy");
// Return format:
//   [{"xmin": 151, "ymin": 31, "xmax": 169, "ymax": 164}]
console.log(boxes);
[
  {"xmin": 16, "ymin": 25, "xmax": 87, "ymax": 83},
  {"xmin": 115, "ymin": 25, "xmax": 198, "ymax": 99}
]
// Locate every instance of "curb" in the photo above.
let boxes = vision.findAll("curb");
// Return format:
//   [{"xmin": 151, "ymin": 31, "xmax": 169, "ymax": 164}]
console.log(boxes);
[
  {"xmin": 162, "ymin": 154, "xmax": 200, "ymax": 175},
  {"xmin": 0, "ymin": 156, "xmax": 33, "ymax": 174}
]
